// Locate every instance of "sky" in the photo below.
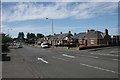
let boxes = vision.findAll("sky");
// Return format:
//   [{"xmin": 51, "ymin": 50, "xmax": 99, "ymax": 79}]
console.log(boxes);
[{"xmin": 1, "ymin": 1, "xmax": 119, "ymax": 38}]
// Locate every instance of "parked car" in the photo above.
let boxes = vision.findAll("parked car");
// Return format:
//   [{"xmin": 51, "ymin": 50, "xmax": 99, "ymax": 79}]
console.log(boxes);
[
  {"xmin": 41, "ymin": 42, "xmax": 50, "ymax": 48},
  {"xmin": 18, "ymin": 43, "xmax": 24, "ymax": 48}
]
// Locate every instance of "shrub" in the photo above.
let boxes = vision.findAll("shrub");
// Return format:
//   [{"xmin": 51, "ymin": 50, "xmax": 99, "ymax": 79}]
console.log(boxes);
[
  {"xmin": 2, "ymin": 44, "xmax": 9, "ymax": 52},
  {"xmin": 79, "ymin": 45, "xmax": 109, "ymax": 50}
]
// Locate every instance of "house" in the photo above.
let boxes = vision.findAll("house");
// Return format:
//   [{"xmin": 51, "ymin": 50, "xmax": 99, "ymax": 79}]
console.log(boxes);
[
  {"xmin": 72, "ymin": 32, "xmax": 86, "ymax": 46},
  {"xmin": 111, "ymin": 35, "xmax": 120, "ymax": 46},
  {"xmin": 36, "ymin": 35, "xmax": 52, "ymax": 45},
  {"xmin": 48, "ymin": 31, "xmax": 73, "ymax": 45},
  {"xmin": 72, "ymin": 29, "xmax": 111, "ymax": 46}
]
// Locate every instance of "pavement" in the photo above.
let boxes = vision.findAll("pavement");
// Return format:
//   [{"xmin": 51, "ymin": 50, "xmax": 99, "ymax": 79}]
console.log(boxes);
[{"xmin": 2, "ymin": 45, "xmax": 119, "ymax": 78}]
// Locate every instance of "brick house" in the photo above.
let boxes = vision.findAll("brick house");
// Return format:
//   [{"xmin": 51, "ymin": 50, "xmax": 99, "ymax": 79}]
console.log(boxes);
[
  {"xmin": 48, "ymin": 31, "xmax": 73, "ymax": 45},
  {"xmin": 72, "ymin": 29, "xmax": 111, "ymax": 46}
]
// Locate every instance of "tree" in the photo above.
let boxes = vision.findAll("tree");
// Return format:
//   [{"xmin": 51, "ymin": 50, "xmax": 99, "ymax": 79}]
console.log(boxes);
[
  {"xmin": 1, "ymin": 34, "xmax": 13, "ymax": 52},
  {"xmin": 30, "ymin": 33, "xmax": 36, "ymax": 39},
  {"xmin": 37, "ymin": 33, "xmax": 44, "ymax": 38},
  {"xmin": 18, "ymin": 32, "xmax": 24, "ymax": 40},
  {"xmin": 25, "ymin": 33, "xmax": 36, "ymax": 44},
  {"xmin": 27, "ymin": 33, "xmax": 30, "ymax": 39},
  {"xmin": 2, "ymin": 35, "xmax": 13, "ymax": 44}
]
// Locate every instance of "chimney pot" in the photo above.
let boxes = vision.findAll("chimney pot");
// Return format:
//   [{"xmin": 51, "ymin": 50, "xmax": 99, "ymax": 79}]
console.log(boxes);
[
  {"xmin": 74, "ymin": 33, "xmax": 76, "ymax": 35},
  {"xmin": 69, "ymin": 31, "xmax": 71, "ymax": 34},
  {"xmin": 87, "ymin": 30, "xmax": 89, "ymax": 32},
  {"xmin": 105, "ymin": 29, "xmax": 108, "ymax": 35}
]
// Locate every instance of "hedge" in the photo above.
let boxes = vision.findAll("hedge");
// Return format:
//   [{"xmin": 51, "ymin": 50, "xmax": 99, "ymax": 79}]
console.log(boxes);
[
  {"xmin": 2, "ymin": 44, "xmax": 10, "ymax": 52},
  {"xmin": 79, "ymin": 45, "xmax": 109, "ymax": 50}
]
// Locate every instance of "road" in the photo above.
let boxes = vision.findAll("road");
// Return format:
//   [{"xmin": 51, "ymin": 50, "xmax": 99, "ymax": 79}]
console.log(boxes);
[{"xmin": 2, "ymin": 46, "xmax": 119, "ymax": 78}]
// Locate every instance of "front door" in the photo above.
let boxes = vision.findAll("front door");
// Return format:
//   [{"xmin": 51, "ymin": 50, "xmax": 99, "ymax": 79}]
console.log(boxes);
[{"xmin": 85, "ymin": 40, "xmax": 87, "ymax": 46}]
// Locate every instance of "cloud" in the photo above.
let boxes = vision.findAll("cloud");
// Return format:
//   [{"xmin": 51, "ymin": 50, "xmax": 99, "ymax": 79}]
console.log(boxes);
[
  {"xmin": 2, "ymin": 0, "xmax": 120, "ymax": 2},
  {"xmin": 2, "ymin": 2, "xmax": 118, "ymax": 22}
]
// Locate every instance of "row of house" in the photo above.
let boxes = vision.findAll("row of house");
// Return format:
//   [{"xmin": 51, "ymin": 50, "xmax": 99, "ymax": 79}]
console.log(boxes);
[{"xmin": 36, "ymin": 29, "xmax": 114, "ymax": 46}]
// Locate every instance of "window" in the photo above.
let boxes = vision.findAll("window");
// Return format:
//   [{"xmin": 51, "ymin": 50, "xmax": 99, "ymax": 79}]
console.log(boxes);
[
  {"xmin": 64, "ymin": 37, "xmax": 68, "ymax": 40},
  {"xmin": 79, "ymin": 40, "xmax": 83, "ymax": 43},
  {"xmin": 91, "ymin": 40, "xmax": 94, "ymax": 45},
  {"xmin": 79, "ymin": 39, "xmax": 85, "ymax": 44}
]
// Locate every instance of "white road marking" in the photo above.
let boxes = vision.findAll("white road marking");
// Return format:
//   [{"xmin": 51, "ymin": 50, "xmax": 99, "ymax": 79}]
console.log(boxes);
[
  {"xmin": 80, "ymin": 55, "xmax": 99, "ymax": 59},
  {"xmin": 90, "ymin": 53, "xmax": 118, "ymax": 57},
  {"xmin": 112, "ymin": 59, "xmax": 120, "ymax": 61},
  {"xmin": 52, "ymin": 56, "xmax": 68, "ymax": 61},
  {"xmin": 110, "ymin": 51, "xmax": 118, "ymax": 53},
  {"xmin": 62, "ymin": 54, "xmax": 75, "ymax": 58},
  {"xmin": 80, "ymin": 63, "xmax": 119, "ymax": 74},
  {"xmin": 37, "ymin": 57, "xmax": 48, "ymax": 64}
]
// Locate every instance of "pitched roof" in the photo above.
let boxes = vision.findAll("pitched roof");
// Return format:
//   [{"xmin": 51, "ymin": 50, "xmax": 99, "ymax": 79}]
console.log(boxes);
[
  {"xmin": 49, "ymin": 34, "xmax": 60, "ymax": 40},
  {"xmin": 72, "ymin": 32, "xmax": 86, "ymax": 39},
  {"xmin": 73, "ymin": 30, "xmax": 108, "ymax": 39},
  {"xmin": 85, "ymin": 31, "xmax": 105, "ymax": 39},
  {"xmin": 58, "ymin": 33, "xmax": 72, "ymax": 40},
  {"xmin": 49, "ymin": 33, "xmax": 73, "ymax": 40}
]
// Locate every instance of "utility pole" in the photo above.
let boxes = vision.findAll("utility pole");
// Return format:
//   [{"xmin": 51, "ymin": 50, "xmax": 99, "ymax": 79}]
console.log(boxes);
[
  {"xmin": 46, "ymin": 18, "xmax": 54, "ymax": 35},
  {"xmin": 46, "ymin": 18, "xmax": 54, "ymax": 47}
]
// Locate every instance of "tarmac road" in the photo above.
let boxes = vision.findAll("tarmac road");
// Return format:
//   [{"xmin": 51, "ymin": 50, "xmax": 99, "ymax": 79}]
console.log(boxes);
[{"xmin": 2, "ymin": 46, "xmax": 119, "ymax": 78}]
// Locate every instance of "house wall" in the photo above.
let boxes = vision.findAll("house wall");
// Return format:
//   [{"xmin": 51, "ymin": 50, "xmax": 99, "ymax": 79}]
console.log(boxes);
[
  {"xmin": 78, "ymin": 38, "xmax": 113, "ymax": 46},
  {"xmin": 97, "ymin": 39, "xmax": 107, "ymax": 45},
  {"xmin": 87, "ymin": 38, "xmax": 98, "ymax": 46},
  {"xmin": 78, "ymin": 38, "xmax": 98, "ymax": 46},
  {"xmin": 48, "ymin": 39, "xmax": 68, "ymax": 45}
]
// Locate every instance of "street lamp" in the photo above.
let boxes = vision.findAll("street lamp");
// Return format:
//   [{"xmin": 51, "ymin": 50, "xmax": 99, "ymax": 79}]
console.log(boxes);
[
  {"xmin": 46, "ymin": 18, "xmax": 54, "ymax": 47},
  {"xmin": 46, "ymin": 18, "xmax": 54, "ymax": 35}
]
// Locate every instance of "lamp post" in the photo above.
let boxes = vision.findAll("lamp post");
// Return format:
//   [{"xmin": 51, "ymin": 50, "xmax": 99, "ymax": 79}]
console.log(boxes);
[
  {"xmin": 46, "ymin": 18, "xmax": 54, "ymax": 47},
  {"xmin": 46, "ymin": 18, "xmax": 54, "ymax": 35}
]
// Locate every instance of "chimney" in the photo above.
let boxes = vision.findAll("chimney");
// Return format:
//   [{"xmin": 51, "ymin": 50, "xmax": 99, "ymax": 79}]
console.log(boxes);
[
  {"xmin": 60, "ymin": 32, "xmax": 62, "ymax": 34},
  {"xmin": 87, "ymin": 29, "xmax": 89, "ymax": 32},
  {"xmin": 105, "ymin": 29, "xmax": 108, "ymax": 35},
  {"xmin": 68, "ymin": 31, "xmax": 71, "ymax": 34},
  {"xmin": 74, "ymin": 33, "xmax": 76, "ymax": 35}
]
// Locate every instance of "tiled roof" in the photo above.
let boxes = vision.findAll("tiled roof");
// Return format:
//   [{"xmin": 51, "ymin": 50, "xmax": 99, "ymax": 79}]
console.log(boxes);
[
  {"xmin": 73, "ymin": 30, "xmax": 108, "ymax": 39},
  {"xmin": 49, "ymin": 33, "xmax": 73, "ymax": 40},
  {"xmin": 72, "ymin": 32, "xmax": 86, "ymax": 39},
  {"xmin": 85, "ymin": 31, "xmax": 104, "ymax": 39}
]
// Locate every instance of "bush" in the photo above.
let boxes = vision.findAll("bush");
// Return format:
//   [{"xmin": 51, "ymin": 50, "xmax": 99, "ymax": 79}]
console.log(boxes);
[
  {"xmin": 2, "ymin": 44, "xmax": 9, "ymax": 52},
  {"xmin": 79, "ymin": 45, "xmax": 109, "ymax": 50}
]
